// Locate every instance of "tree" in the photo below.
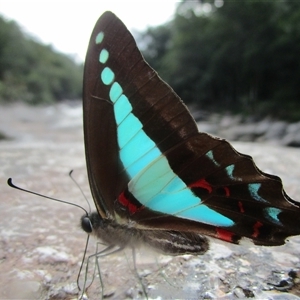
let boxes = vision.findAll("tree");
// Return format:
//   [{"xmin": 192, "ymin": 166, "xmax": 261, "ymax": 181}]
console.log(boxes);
[
  {"xmin": 0, "ymin": 15, "xmax": 83, "ymax": 104},
  {"xmin": 140, "ymin": 0, "xmax": 300, "ymax": 120}
]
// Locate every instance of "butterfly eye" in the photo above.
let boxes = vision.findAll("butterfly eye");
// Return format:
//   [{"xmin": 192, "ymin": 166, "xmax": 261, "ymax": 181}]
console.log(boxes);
[{"xmin": 81, "ymin": 215, "xmax": 93, "ymax": 233}]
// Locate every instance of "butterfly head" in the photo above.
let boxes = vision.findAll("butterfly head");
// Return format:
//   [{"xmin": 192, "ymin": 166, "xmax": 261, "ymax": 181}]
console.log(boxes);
[{"xmin": 81, "ymin": 214, "xmax": 93, "ymax": 234}]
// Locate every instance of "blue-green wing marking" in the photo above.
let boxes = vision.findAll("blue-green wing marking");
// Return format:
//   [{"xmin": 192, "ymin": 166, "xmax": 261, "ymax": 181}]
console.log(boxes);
[{"xmin": 95, "ymin": 31, "xmax": 234, "ymax": 228}]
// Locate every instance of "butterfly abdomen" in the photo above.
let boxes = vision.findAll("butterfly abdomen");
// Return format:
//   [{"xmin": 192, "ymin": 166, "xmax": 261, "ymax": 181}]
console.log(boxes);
[{"xmin": 144, "ymin": 230, "xmax": 209, "ymax": 255}]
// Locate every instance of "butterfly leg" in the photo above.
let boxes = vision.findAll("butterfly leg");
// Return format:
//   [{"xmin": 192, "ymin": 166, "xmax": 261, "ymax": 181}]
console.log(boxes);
[
  {"xmin": 130, "ymin": 247, "xmax": 149, "ymax": 300},
  {"xmin": 153, "ymin": 255, "xmax": 177, "ymax": 288},
  {"xmin": 78, "ymin": 242, "xmax": 124, "ymax": 300}
]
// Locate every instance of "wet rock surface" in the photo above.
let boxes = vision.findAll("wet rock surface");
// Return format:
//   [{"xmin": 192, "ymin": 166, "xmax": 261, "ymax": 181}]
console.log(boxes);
[{"xmin": 1, "ymin": 102, "xmax": 300, "ymax": 299}]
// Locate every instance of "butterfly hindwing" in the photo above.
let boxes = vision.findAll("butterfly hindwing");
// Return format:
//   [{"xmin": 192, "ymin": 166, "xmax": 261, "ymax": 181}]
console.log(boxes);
[{"xmin": 83, "ymin": 11, "xmax": 300, "ymax": 247}]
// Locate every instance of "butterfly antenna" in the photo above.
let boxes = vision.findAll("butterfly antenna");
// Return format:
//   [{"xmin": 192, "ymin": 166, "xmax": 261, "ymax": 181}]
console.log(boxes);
[
  {"xmin": 8, "ymin": 176, "xmax": 94, "ymax": 298},
  {"xmin": 7, "ymin": 178, "xmax": 89, "ymax": 216},
  {"xmin": 69, "ymin": 170, "xmax": 92, "ymax": 213}
]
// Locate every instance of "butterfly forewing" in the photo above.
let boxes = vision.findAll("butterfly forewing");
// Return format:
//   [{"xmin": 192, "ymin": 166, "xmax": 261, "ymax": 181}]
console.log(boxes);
[
  {"xmin": 83, "ymin": 12, "xmax": 198, "ymax": 218},
  {"xmin": 83, "ymin": 11, "xmax": 300, "ymax": 248}
]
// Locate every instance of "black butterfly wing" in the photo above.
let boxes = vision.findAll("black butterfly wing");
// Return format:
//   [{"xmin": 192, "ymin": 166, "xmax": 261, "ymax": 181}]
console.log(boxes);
[
  {"xmin": 83, "ymin": 11, "xmax": 300, "ymax": 246},
  {"xmin": 83, "ymin": 11, "xmax": 198, "ymax": 218},
  {"xmin": 83, "ymin": 12, "xmax": 131, "ymax": 218}
]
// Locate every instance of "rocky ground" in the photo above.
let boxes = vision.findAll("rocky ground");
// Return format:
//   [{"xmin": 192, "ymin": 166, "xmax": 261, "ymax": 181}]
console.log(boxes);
[
  {"xmin": 0, "ymin": 102, "xmax": 300, "ymax": 300},
  {"xmin": 193, "ymin": 110, "xmax": 300, "ymax": 148}
]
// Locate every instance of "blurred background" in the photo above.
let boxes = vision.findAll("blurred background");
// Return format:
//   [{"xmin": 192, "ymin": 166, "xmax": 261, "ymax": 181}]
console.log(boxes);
[
  {"xmin": 1, "ymin": 0, "xmax": 300, "ymax": 146},
  {"xmin": 1, "ymin": 0, "xmax": 300, "ymax": 299},
  {"xmin": 1, "ymin": 0, "xmax": 300, "ymax": 121}
]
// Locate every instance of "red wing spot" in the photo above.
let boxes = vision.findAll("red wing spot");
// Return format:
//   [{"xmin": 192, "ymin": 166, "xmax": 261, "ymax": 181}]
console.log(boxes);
[
  {"xmin": 252, "ymin": 221, "xmax": 263, "ymax": 238},
  {"xmin": 189, "ymin": 178, "xmax": 213, "ymax": 193},
  {"xmin": 128, "ymin": 202, "xmax": 137, "ymax": 214},
  {"xmin": 224, "ymin": 186, "xmax": 230, "ymax": 197},
  {"xmin": 118, "ymin": 191, "xmax": 129, "ymax": 207},
  {"xmin": 216, "ymin": 228, "xmax": 235, "ymax": 242},
  {"xmin": 238, "ymin": 201, "xmax": 245, "ymax": 213},
  {"xmin": 118, "ymin": 191, "xmax": 144, "ymax": 214}
]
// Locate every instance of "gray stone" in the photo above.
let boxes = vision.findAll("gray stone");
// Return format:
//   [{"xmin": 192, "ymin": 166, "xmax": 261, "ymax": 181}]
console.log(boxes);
[
  {"xmin": 282, "ymin": 132, "xmax": 300, "ymax": 147},
  {"xmin": 286, "ymin": 121, "xmax": 300, "ymax": 134},
  {"xmin": 263, "ymin": 121, "xmax": 288, "ymax": 140},
  {"xmin": 219, "ymin": 115, "xmax": 243, "ymax": 129}
]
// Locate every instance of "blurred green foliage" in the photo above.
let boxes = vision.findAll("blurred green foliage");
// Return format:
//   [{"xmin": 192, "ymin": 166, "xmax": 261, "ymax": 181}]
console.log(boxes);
[
  {"xmin": 0, "ymin": 15, "xmax": 83, "ymax": 104},
  {"xmin": 141, "ymin": 0, "xmax": 300, "ymax": 121}
]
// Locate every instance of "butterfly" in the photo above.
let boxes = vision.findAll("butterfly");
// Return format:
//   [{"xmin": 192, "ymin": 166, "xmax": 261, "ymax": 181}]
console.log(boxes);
[{"xmin": 81, "ymin": 11, "xmax": 300, "ymax": 258}]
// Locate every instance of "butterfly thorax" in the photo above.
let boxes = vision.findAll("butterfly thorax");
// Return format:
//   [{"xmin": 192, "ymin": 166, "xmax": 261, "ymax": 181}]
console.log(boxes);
[
  {"xmin": 81, "ymin": 212, "xmax": 209, "ymax": 255},
  {"xmin": 81, "ymin": 212, "xmax": 144, "ymax": 248}
]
